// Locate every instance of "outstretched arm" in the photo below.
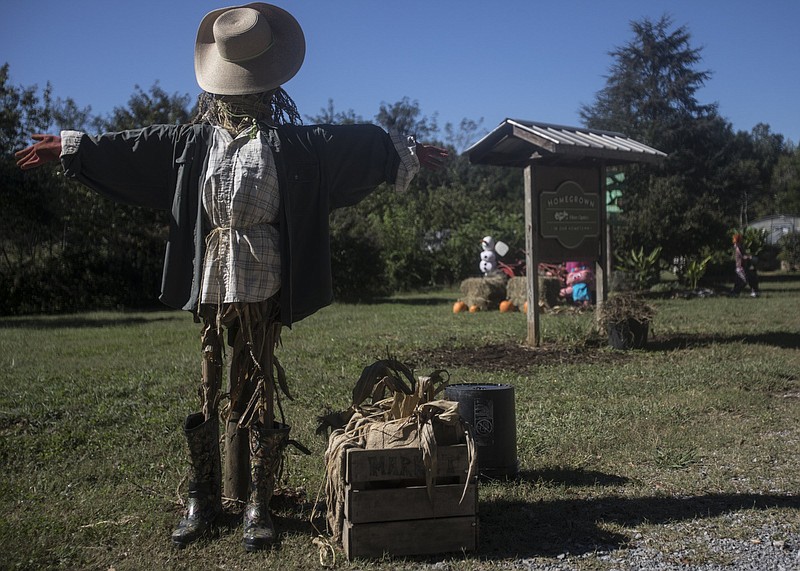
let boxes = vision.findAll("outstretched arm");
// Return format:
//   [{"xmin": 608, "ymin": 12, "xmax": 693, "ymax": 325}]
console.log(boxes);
[
  {"xmin": 17, "ymin": 126, "xmax": 189, "ymax": 210},
  {"xmin": 15, "ymin": 134, "xmax": 62, "ymax": 170}
]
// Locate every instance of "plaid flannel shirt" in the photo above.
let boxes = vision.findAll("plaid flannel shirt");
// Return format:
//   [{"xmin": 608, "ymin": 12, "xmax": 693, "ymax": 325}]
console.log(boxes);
[{"xmin": 200, "ymin": 127, "xmax": 281, "ymax": 304}]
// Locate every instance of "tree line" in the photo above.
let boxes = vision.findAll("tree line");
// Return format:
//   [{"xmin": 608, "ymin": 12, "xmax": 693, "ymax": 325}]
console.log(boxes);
[
  {"xmin": 580, "ymin": 16, "xmax": 799, "ymax": 277},
  {"xmin": 2, "ymin": 15, "xmax": 798, "ymax": 314}
]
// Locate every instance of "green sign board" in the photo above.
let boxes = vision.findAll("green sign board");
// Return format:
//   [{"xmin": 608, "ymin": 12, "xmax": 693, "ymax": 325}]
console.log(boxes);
[
  {"xmin": 606, "ymin": 171, "xmax": 624, "ymax": 223},
  {"xmin": 540, "ymin": 180, "xmax": 600, "ymax": 249}
]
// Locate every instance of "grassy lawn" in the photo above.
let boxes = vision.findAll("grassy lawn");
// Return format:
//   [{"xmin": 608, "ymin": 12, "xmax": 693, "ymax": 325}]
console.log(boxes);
[{"xmin": 1, "ymin": 273, "xmax": 798, "ymax": 570}]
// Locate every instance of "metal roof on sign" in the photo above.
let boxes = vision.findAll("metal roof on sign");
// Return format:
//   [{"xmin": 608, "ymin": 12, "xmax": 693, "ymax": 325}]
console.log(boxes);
[{"xmin": 464, "ymin": 119, "xmax": 667, "ymax": 168}]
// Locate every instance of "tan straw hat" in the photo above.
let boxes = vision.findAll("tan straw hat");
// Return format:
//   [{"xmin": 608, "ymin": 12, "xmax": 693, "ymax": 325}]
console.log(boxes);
[{"xmin": 195, "ymin": 3, "xmax": 305, "ymax": 95}]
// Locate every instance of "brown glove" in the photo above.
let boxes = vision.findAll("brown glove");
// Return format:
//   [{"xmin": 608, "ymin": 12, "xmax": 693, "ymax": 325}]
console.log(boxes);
[
  {"xmin": 15, "ymin": 134, "xmax": 62, "ymax": 170},
  {"xmin": 416, "ymin": 143, "xmax": 448, "ymax": 170}
]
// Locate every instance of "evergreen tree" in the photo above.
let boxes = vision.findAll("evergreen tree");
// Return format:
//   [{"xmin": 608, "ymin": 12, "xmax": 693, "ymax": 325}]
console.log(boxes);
[{"xmin": 580, "ymin": 16, "xmax": 734, "ymax": 262}]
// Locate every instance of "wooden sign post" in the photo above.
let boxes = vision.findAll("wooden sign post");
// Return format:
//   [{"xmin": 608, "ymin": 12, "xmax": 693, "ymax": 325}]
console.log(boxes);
[
  {"xmin": 524, "ymin": 164, "xmax": 606, "ymax": 346},
  {"xmin": 465, "ymin": 120, "xmax": 666, "ymax": 348}
]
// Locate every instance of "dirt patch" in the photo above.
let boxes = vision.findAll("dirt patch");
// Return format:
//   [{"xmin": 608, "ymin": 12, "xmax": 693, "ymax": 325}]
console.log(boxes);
[{"xmin": 407, "ymin": 341, "xmax": 628, "ymax": 374}]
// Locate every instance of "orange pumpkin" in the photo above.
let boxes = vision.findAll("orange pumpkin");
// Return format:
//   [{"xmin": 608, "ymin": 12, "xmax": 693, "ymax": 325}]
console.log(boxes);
[
  {"xmin": 453, "ymin": 300, "xmax": 468, "ymax": 313},
  {"xmin": 469, "ymin": 304, "xmax": 479, "ymax": 313},
  {"xmin": 499, "ymin": 300, "xmax": 515, "ymax": 313}
]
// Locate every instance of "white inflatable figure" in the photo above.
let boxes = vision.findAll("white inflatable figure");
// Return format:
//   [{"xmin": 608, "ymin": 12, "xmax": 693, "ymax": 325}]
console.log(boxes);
[
  {"xmin": 480, "ymin": 236, "xmax": 497, "ymax": 275},
  {"xmin": 479, "ymin": 235, "xmax": 510, "ymax": 276}
]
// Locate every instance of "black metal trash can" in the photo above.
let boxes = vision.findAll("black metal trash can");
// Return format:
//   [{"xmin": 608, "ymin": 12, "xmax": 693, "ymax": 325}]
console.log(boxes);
[{"xmin": 445, "ymin": 383, "xmax": 518, "ymax": 479}]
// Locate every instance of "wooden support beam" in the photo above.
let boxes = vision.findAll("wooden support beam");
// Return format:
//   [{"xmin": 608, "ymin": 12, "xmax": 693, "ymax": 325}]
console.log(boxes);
[
  {"xmin": 597, "ymin": 163, "xmax": 608, "ymax": 305},
  {"xmin": 524, "ymin": 165, "xmax": 541, "ymax": 347}
]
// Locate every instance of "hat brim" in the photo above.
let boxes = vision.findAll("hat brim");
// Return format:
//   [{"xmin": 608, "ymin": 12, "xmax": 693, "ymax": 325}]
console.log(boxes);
[{"xmin": 195, "ymin": 2, "xmax": 305, "ymax": 95}]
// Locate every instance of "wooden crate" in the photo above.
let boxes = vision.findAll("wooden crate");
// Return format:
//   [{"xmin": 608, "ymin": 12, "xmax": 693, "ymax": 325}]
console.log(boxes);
[{"xmin": 342, "ymin": 444, "xmax": 478, "ymax": 559}]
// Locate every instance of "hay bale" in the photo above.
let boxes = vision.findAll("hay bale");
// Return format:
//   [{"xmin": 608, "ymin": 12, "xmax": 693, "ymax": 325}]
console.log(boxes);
[
  {"xmin": 506, "ymin": 276, "xmax": 527, "ymax": 308},
  {"xmin": 505, "ymin": 276, "xmax": 563, "ymax": 309},
  {"xmin": 459, "ymin": 274, "xmax": 508, "ymax": 310},
  {"xmin": 540, "ymin": 276, "xmax": 562, "ymax": 307}
]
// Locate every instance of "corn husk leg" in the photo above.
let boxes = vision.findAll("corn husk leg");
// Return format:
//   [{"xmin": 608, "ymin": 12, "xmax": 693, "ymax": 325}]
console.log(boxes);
[
  {"xmin": 222, "ymin": 300, "xmax": 281, "ymax": 504},
  {"xmin": 199, "ymin": 307, "xmax": 223, "ymax": 421}
]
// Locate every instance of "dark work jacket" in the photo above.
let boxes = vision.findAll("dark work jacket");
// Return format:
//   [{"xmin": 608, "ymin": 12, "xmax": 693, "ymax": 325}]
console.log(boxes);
[{"xmin": 61, "ymin": 122, "xmax": 403, "ymax": 326}]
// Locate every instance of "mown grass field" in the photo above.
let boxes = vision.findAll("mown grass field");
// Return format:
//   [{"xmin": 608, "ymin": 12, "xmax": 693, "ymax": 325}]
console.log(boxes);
[{"xmin": 1, "ymin": 273, "xmax": 798, "ymax": 570}]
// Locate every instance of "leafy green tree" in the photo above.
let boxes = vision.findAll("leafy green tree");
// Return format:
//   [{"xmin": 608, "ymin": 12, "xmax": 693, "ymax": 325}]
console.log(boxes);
[
  {"xmin": 0, "ymin": 64, "xmax": 54, "ymax": 151},
  {"xmin": 443, "ymin": 117, "xmax": 485, "ymax": 155},
  {"xmin": 750, "ymin": 124, "xmax": 785, "ymax": 189},
  {"xmin": 329, "ymin": 207, "xmax": 391, "ymax": 301},
  {"xmin": 769, "ymin": 146, "xmax": 800, "ymax": 216},
  {"xmin": 305, "ymin": 99, "xmax": 397, "ymax": 299},
  {"xmin": 0, "ymin": 64, "xmax": 64, "ymax": 312},
  {"xmin": 309, "ymin": 97, "xmax": 520, "ymax": 296},
  {"xmin": 1, "ymin": 75, "xmax": 194, "ymax": 314},
  {"xmin": 103, "ymin": 82, "xmax": 193, "ymax": 130},
  {"xmin": 316, "ymin": 94, "xmax": 525, "ymax": 290},
  {"xmin": 721, "ymin": 124, "xmax": 787, "ymax": 223},
  {"xmin": 304, "ymin": 98, "xmax": 364, "ymax": 125},
  {"xmin": 777, "ymin": 232, "xmax": 800, "ymax": 270},
  {"xmin": 375, "ymin": 96, "xmax": 438, "ymax": 141}
]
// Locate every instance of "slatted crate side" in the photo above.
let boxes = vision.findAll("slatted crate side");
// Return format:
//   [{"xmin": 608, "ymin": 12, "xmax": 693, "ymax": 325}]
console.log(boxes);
[
  {"xmin": 345, "ymin": 444, "xmax": 470, "ymax": 489},
  {"xmin": 345, "ymin": 482, "xmax": 477, "ymax": 524},
  {"xmin": 343, "ymin": 515, "xmax": 478, "ymax": 559}
]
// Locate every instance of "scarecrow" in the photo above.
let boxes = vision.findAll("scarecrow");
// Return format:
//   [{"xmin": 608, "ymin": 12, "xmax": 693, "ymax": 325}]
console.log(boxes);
[{"xmin": 16, "ymin": 3, "xmax": 447, "ymax": 552}]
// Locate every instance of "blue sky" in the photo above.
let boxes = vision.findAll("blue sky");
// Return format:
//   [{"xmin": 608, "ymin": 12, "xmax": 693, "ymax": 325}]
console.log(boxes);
[{"xmin": 3, "ymin": 0, "xmax": 799, "ymax": 149}]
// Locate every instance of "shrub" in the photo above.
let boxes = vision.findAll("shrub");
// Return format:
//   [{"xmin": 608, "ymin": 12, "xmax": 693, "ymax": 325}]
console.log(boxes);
[
  {"xmin": 755, "ymin": 244, "xmax": 781, "ymax": 271},
  {"xmin": 615, "ymin": 246, "xmax": 662, "ymax": 291},
  {"xmin": 684, "ymin": 255, "xmax": 712, "ymax": 290},
  {"xmin": 742, "ymin": 227, "xmax": 768, "ymax": 256},
  {"xmin": 778, "ymin": 233, "xmax": 800, "ymax": 270},
  {"xmin": 329, "ymin": 210, "xmax": 391, "ymax": 302}
]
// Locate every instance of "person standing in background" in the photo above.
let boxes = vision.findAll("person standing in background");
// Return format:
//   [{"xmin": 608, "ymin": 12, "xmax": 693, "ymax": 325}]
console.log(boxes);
[{"xmin": 731, "ymin": 233, "xmax": 760, "ymax": 297}]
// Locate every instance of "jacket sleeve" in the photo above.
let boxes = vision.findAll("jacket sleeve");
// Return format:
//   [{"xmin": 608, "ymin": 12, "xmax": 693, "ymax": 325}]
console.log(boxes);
[
  {"xmin": 273, "ymin": 124, "xmax": 399, "ymax": 325},
  {"xmin": 283, "ymin": 124, "xmax": 418, "ymax": 211},
  {"xmin": 60, "ymin": 125, "xmax": 190, "ymax": 210}
]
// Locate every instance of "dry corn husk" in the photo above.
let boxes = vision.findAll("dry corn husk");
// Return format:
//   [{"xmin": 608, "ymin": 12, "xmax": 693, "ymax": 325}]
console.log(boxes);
[{"xmin": 321, "ymin": 361, "xmax": 476, "ymax": 542}]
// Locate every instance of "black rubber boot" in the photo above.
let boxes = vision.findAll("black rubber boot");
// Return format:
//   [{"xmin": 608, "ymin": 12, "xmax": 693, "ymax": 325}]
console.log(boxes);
[
  {"xmin": 171, "ymin": 413, "xmax": 222, "ymax": 548},
  {"xmin": 243, "ymin": 422, "xmax": 290, "ymax": 552}
]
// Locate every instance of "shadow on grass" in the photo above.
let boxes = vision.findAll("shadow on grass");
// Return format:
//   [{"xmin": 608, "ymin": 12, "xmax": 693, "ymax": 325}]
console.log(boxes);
[
  {"xmin": 197, "ymin": 476, "xmax": 799, "ymax": 562},
  {"xmin": 368, "ymin": 296, "xmax": 448, "ymax": 307},
  {"xmin": 758, "ymin": 273, "xmax": 800, "ymax": 284},
  {"xmin": 517, "ymin": 467, "xmax": 631, "ymax": 487},
  {"xmin": 0, "ymin": 313, "xmax": 181, "ymax": 330},
  {"xmin": 207, "ymin": 495, "xmax": 325, "ymax": 547},
  {"xmin": 478, "ymin": 492, "xmax": 800, "ymax": 558},
  {"xmin": 649, "ymin": 331, "xmax": 800, "ymax": 351}
]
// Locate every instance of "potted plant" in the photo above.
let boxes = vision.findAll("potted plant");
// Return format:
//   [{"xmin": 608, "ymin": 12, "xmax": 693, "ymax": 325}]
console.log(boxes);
[{"xmin": 595, "ymin": 292, "xmax": 656, "ymax": 349}]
